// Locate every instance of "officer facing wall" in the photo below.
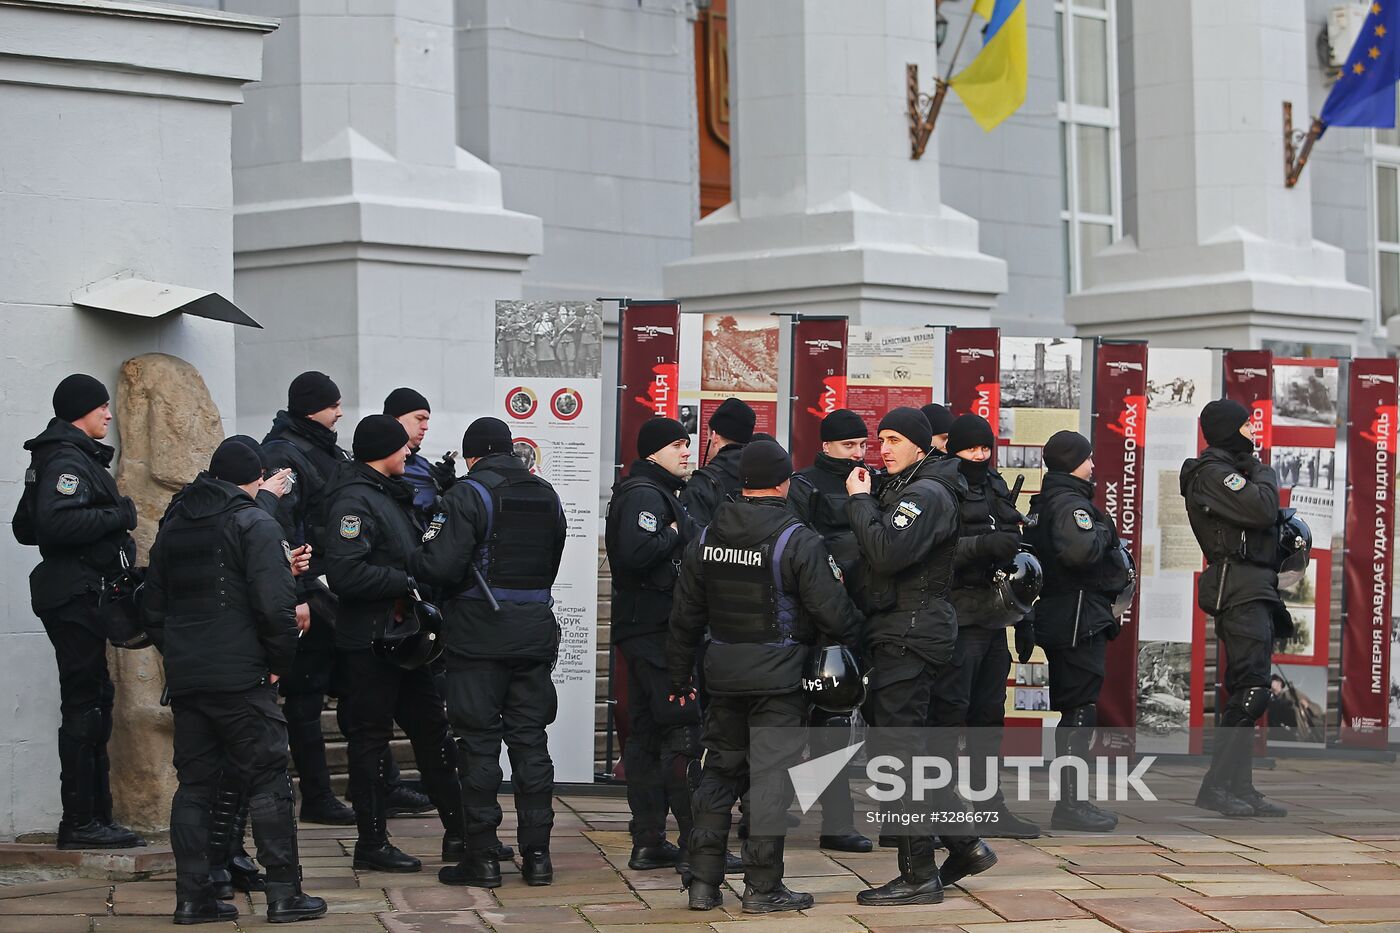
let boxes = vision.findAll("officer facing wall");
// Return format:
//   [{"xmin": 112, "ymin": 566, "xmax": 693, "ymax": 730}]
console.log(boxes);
[{"xmin": 1181, "ymin": 400, "xmax": 1289, "ymax": 819}]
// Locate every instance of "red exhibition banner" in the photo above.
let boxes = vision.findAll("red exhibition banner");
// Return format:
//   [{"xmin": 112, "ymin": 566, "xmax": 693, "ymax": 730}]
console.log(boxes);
[
  {"xmin": 1223, "ymin": 349, "xmax": 1273, "ymax": 464},
  {"xmin": 944, "ymin": 327, "xmax": 1001, "ymax": 435},
  {"xmin": 1340, "ymin": 358, "xmax": 1398, "ymax": 747},
  {"xmin": 1091, "ymin": 341, "xmax": 1148, "ymax": 733},
  {"xmin": 616, "ymin": 302, "xmax": 680, "ymax": 476},
  {"xmin": 788, "ymin": 317, "xmax": 848, "ymax": 469}
]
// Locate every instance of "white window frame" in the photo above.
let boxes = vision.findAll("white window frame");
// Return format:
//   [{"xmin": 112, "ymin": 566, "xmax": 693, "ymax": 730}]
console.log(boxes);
[
  {"xmin": 1056, "ymin": 0, "xmax": 1121, "ymax": 293},
  {"xmin": 1372, "ymin": 127, "xmax": 1400, "ymax": 325}
]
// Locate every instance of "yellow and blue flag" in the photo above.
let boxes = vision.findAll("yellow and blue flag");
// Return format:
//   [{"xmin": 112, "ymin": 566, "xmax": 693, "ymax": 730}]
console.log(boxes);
[
  {"xmin": 1320, "ymin": 1, "xmax": 1400, "ymax": 130},
  {"xmin": 949, "ymin": 0, "xmax": 1028, "ymax": 132}
]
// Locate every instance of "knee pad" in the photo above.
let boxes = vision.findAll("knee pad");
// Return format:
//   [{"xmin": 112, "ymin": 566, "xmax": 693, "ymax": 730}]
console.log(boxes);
[{"xmin": 60, "ymin": 707, "xmax": 104, "ymax": 744}]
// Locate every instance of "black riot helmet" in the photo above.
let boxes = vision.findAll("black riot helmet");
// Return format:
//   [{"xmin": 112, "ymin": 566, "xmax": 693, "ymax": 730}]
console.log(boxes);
[
  {"xmin": 373, "ymin": 591, "xmax": 444, "ymax": 670},
  {"xmin": 1276, "ymin": 509, "xmax": 1312, "ymax": 591},
  {"xmin": 803, "ymin": 644, "xmax": 867, "ymax": 713},
  {"xmin": 100, "ymin": 558, "xmax": 150, "ymax": 650},
  {"xmin": 993, "ymin": 549, "xmax": 1043, "ymax": 616},
  {"xmin": 1109, "ymin": 542, "xmax": 1137, "ymax": 619}
]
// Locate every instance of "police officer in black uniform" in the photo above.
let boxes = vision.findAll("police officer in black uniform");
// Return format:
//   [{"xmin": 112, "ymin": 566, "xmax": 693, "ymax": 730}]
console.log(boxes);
[
  {"xmin": 921, "ymin": 403, "xmax": 954, "ymax": 456},
  {"xmin": 14, "ymin": 374, "xmax": 145, "ymax": 850},
  {"xmin": 681, "ymin": 397, "xmax": 755, "ymax": 526},
  {"xmin": 605, "ymin": 417, "xmax": 704, "ymax": 871},
  {"xmin": 787, "ymin": 408, "xmax": 874, "ymax": 854},
  {"xmin": 1025, "ymin": 431, "xmax": 1127, "ymax": 832},
  {"xmin": 144, "ymin": 439, "xmax": 327, "ymax": 925},
  {"xmin": 845, "ymin": 407, "xmax": 998, "ymax": 906},
  {"xmin": 1181, "ymin": 401, "xmax": 1288, "ymax": 819},
  {"xmin": 668, "ymin": 439, "xmax": 862, "ymax": 914},
  {"xmin": 408, "ymin": 417, "xmax": 568, "ymax": 888},
  {"xmin": 930, "ymin": 414, "xmax": 1039, "ymax": 838},
  {"xmin": 323, "ymin": 415, "xmax": 466, "ymax": 873},
  {"xmin": 386, "ymin": 387, "xmax": 458, "ymax": 524},
  {"xmin": 260, "ymin": 371, "xmax": 356, "ymax": 826}
]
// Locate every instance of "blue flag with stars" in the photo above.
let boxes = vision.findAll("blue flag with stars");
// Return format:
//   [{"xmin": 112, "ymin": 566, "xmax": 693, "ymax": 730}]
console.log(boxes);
[{"xmin": 1321, "ymin": 1, "xmax": 1400, "ymax": 129}]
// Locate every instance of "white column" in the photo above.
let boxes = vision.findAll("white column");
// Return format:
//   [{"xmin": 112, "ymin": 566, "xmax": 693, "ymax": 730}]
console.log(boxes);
[
  {"xmin": 663, "ymin": 0, "xmax": 1006, "ymax": 326},
  {"xmin": 1066, "ymin": 0, "xmax": 1370, "ymax": 349},
  {"xmin": 228, "ymin": 0, "xmax": 542, "ymax": 435}
]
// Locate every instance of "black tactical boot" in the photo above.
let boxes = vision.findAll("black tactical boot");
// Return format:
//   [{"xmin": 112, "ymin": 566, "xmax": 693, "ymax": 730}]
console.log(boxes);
[
  {"xmin": 1195, "ymin": 784, "xmax": 1256, "ymax": 817},
  {"xmin": 521, "ymin": 847, "xmax": 553, "ymax": 886},
  {"xmin": 1050, "ymin": 765, "xmax": 1116, "ymax": 832},
  {"xmin": 92, "ymin": 707, "xmax": 145, "ymax": 848},
  {"xmin": 687, "ymin": 878, "xmax": 723, "ymax": 910},
  {"xmin": 385, "ymin": 783, "xmax": 433, "ymax": 817},
  {"xmin": 439, "ymin": 851, "xmax": 501, "ymax": 887},
  {"xmin": 741, "ymin": 883, "xmax": 814, "ymax": 914},
  {"xmin": 264, "ymin": 878, "xmax": 328, "ymax": 924},
  {"xmin": 172, "ymin": 898, "xmax": 238, "ymax": 925},
  {"xmin": 353, "ymin": 842, "xmax": 421, "ymax": 873},
  {"xmin": 299, "ymin": 794, "xmax": 355, "ymax": 826},
  {"xmin": 490, "ymin": 842, "xmax": 515, "ymax": 860},
  {"xmin": 352, "ymin": 780, "xmax": 420, "ymax": 872},
  {"xmin": 442, "ymin": 833, "xmax": 465, "ymax": 861},
  {"xmin": 939, "ymin": 838, "xmax": 998, "ymax": 887},
  {"xmin": 56, "ymin": 819, "xmax": 136, "ymax": 850},
  {"xmin": 819, "ymin": 831, "xmax": 873, "ymax": 853},
  {"xmin": 878, "ymin": 833, "xmax": 898, "ymax": 848},
  {"xmin": 1234, "ymin": 787, "xmax": 1287, "ymax": 818},
  {"xmin": 856, "ymin": 836, "xmax": 944, "ymax": 906},
  {"xmin": 629, "ymin": 840, "xmax": 682, "ymax": 870}
]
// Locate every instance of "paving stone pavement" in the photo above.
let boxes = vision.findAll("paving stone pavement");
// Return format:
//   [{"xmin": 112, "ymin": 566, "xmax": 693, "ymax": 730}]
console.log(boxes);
[{"xmin": 2, "ymin": 758, "xmax": 1399, "ymax": 932}]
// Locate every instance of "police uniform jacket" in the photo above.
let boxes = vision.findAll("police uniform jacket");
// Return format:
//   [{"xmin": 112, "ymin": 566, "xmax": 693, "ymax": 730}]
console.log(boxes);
[
  {"xmin": 19, "ymin": 419, "xmax": 136, "ymax": 615},
  {"xmin": 322, "ymin": 461, "xmax": 423, "ymax": 652},
  {"xmin": 679, "ymin": 442, "xmax": 743, "ymax": 526},
  {"xmin": 261, "ymin": 410, "xmax": 348, "ymax": 595},
  {"xmin": 667, "ymin": 496, "xmax": 861, "ymax": 696},
  {"xmin": 846, "ymin": 454, "xmax": 964, "ymax": 666},
  {"xmin": 951, "ymin": 468, "xmax": 1025, "ymax": 628},
  {"xmin": 1026, "ymin": 471, "xmax": 1125, "ymax": 649},
  {"xmin": 788, "ymin": 452, "xmax": 866, "ymax": 600},
  {"xmin": 407, "ymin": 452, "xmax": 568, "ymax": 664},
  {"xmin": 143, "ymin": 475, "xmax": 299, "ymax": 697},
  {"xmin": 1180, "ymin": 446, "xmax": 1282, "ymax": 614},
  {"xmin": 605, "ymin": 459, "xmax": 698, "ymax": 645}
]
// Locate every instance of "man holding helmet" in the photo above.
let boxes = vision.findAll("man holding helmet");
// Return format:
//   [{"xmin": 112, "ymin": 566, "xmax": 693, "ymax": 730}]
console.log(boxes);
[
  {"xmin": 667, "ymin": 440, "xmax": 862, "ymax": 914},
  {"xmin": 1180, "ymin": 401, "xmax": 1290, "ymax": 819},
  {"xmin": 323, "ymin": 415, "xmax": 465, "ymax": 874},
  {"xmin": 928, "ymin": 414, "xmax": 1040, "ymax": 838},
  {"xmin": 1025, "ymin": 431, "xmax": 1131, "ymax": 832}
]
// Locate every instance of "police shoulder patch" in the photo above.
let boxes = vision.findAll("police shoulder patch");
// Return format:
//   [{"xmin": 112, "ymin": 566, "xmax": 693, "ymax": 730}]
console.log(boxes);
[
  {"xmin": 828, "ymin": 554, "xmax": 844, "ymax": 582},
  {"xmin": 1073, "ymin": 508, "xmax": 1093, "ymax": 530},
  {"xmin": 339, "ymin": 515, "xmax": 361, "ymax": 539},
  {"xmin": 55, "ymin": 473, "xmax": 79, "ymax": 496},
  {"xmin": 422, "ymin": 511, "xmax": 446, "ymax": 542},
  {"xmin": 892, "ymin": 500, "xmax": 922, "ymax": 529},
  {"xmin": 637, "ymin": 510, "xmax": 658, "ymax": 533},
  {"xmin": 1223, "ymin": 472, "xmax": 1246, "ymax": 491}
]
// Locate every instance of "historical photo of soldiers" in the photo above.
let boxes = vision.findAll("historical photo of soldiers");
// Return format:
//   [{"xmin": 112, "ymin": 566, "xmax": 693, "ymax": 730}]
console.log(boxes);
[
  {"xmin": 1137, "ymin": 641, "xmax": 1191, "ymax": 738},
  {"xmin": 495, "ymin": 301, "xmax": 603, "ymax": 379},
  {"xmin": 999, "ymin": 337, "xmax": 1081, "ymax": 410},
  {"xmin": 1272, "ymin": 364, "xmax": 1338, "ymax": 427},
  {"xmin": 1147, "ymin": 376, "xmax": 1199, "ymax": 409},
  {"xmin": 699, "ymin": 314, "xmax": 778, "ymax": 393},
  {"xmin": 1271, "ymin": 445, "xmax": 1335, "ymax": 489},
  {"xmin": 1278, "ymin": 562, "xmax": 1317, "ymax": 656},
  {"xmin": 1266, "ymin": 667, "xmax": 1325, "ymax": 744}
]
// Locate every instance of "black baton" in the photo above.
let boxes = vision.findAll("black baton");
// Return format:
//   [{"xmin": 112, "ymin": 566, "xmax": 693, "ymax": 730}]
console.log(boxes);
[{"xmin": 472, "ymin": 565, "xmax": 501, "ymax": 612}]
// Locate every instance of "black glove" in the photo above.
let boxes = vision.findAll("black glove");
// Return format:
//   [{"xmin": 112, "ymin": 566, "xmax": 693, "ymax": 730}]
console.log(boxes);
[
  {"xmin": 980, "ymin": 531, "xmax": 1020, "ymax": 563},
  {"xmin": 119, "ymin": 497, "xmax": 139, "ymax": 531},
  {"xmin": 669, "ymin": 681, "xmax": 697, "ymax": 708},
  {"xmin": 430, "ymin": 453, "xmax": 459, "ymax": 491},
  {"xmin": 1014, "ymin": 619, "xmax": 1036, "ymax": 663}
]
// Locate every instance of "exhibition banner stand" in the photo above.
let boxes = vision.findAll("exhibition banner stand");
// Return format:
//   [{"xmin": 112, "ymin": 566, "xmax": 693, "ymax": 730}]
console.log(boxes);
[
  {"xmin": 788, "ymin": 317, "xmax": 849, "ymax": 469},
  {"xmin": 945, "ymin": 327, "xmax": 1001, "ymax": 431},
  {"xmin": 845, "ymin": 326, "xmax": 939, "ymax": 470},
  {"xmin": 697, "ymin": 313, "xmax": 779, "ymax": 457},
  {"xmin": 614, "ymin": 300, "xmax": 682, "ymax": 479}
]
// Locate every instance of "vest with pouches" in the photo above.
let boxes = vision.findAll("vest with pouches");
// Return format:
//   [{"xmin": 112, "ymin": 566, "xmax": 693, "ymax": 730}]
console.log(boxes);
[
  {"xmin": 459, "ymin": 468, "xmax": 562, "ymax": 604},
  {"xmin": 160, "ymin": 513, "xmax": 228, "ymax": 618},
  {"xmin": 1185, "ymin": 482, "xmax": 1278, "ymax": 569},
  {"xmin": 698, "ymin": 519, "xmax": 802, "ymax": 647}
]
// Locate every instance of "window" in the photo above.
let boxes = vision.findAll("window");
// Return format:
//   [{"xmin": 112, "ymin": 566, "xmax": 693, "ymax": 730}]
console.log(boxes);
[
  {"xmin": 1376, "ymin": 129, "xmax": 1400, "ymax": 323},
  {"xmin": 1057, "ymin": 0, "xmax": 1120, "ymax": 292}
]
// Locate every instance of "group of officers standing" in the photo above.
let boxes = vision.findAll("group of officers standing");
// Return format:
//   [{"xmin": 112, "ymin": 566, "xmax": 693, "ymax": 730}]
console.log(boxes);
[{"xmin": 15, "ymin": 367, "xmax": 1293, "ymax": 923}]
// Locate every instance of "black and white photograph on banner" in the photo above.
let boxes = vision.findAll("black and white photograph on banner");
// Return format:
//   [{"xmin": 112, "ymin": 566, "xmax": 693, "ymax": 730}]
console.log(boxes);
[
  {"xmin": 700, "ymin": 313, "xmax": 779, "ymax": 393},
  {"xmin": 1272, "ymin": 363, "xmax": 1339, "ymax": 427},
  {"xmin": 999, "ymin": 336, "xmax": 1081, "ymax": 410},
  {"xmin": 1137, "ymin": 640, "xmax": 1191, "ymax": 739},
  {"xmin": 1147, "ymin": 375, "xmax": 1200, "ymax": 410},
  {"xmin": 495, "ymin": 300, "xmax": 604, "ymax": 379},
  {"xmin": 1014, "ymin": 687, "xmax": 1050, "ymax": 711},
  {"xmin": 1267, "ymin": 665, "xmax": 1326, "ymax": 745},
  {"xmin": 1271, "ymin": 445, "xmax": 1336, "ymax": 490},
  {"xmin": 1278, "ymin": 561, "xmax": 1318, "ymax": 657}
]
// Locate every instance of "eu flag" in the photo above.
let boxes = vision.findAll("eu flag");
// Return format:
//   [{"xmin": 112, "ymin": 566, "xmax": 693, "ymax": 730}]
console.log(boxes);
[{"xmin": 1320, "ymin": 1, "xmax": 1400, "ymax": 129}]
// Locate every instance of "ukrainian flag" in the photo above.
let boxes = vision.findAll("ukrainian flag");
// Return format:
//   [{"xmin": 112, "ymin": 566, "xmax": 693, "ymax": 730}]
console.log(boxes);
[{"xmin": 950, "ymin": 0, "xmax": 1028, "ymax": 132}]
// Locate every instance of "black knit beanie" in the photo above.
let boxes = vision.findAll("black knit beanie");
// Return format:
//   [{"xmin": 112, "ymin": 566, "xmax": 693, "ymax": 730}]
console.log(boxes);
[
  {"xmin": 740, "ymin": 439, "xmax": 793, "ymax": 488},
  {"xmin": 383, "ymin": 387, "xmax": 431, "ymax": 418},
  {"xmin": 638, "ymin": 417, "xmax": 689, "ymax": 459},
  {"xmin": 462, "ymin": 417, "xmax": 514, "ymax": 458},
  {"xmin": 353, "ymin": 414, "xmax": 409, "ymax": 462},
  {"xmin": 1200, "ymin": 399, "xmax": 1251, "ymax": 448},
  {"xmin": 877, "ymin": 407, "xmax": 933, "ymax": 453},
  {"xmin": 709, "ymin": 397, "xmax": 756, "ymax": 444},
  {"xmin": 1043, "ymin": 430, "xmax": 1093, "ymax": 473},
  {"xmin": 53, "ymin": 374, "xmax": 110, "ymax": 422},
  {"xmin": 288, "ymin": 371, "xmax": 341, "ymax": 417},
  {"xmin": 209, "ymin": 438, "xmax": 263, "ymax": 485},
  {"xmin": 226, "ymin": 434, "xmax": 269, "ymax": 473},
  {"xmin": 921, "ymin": 403, "xmax": 954, "ymax": 437},
  {"xmin": 947, "ymin": 414, "xmax": 996, "ymax": 454},
  {"xmin": 820, "ymin": 409, "xmax": 868, "ymax": 442}
]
